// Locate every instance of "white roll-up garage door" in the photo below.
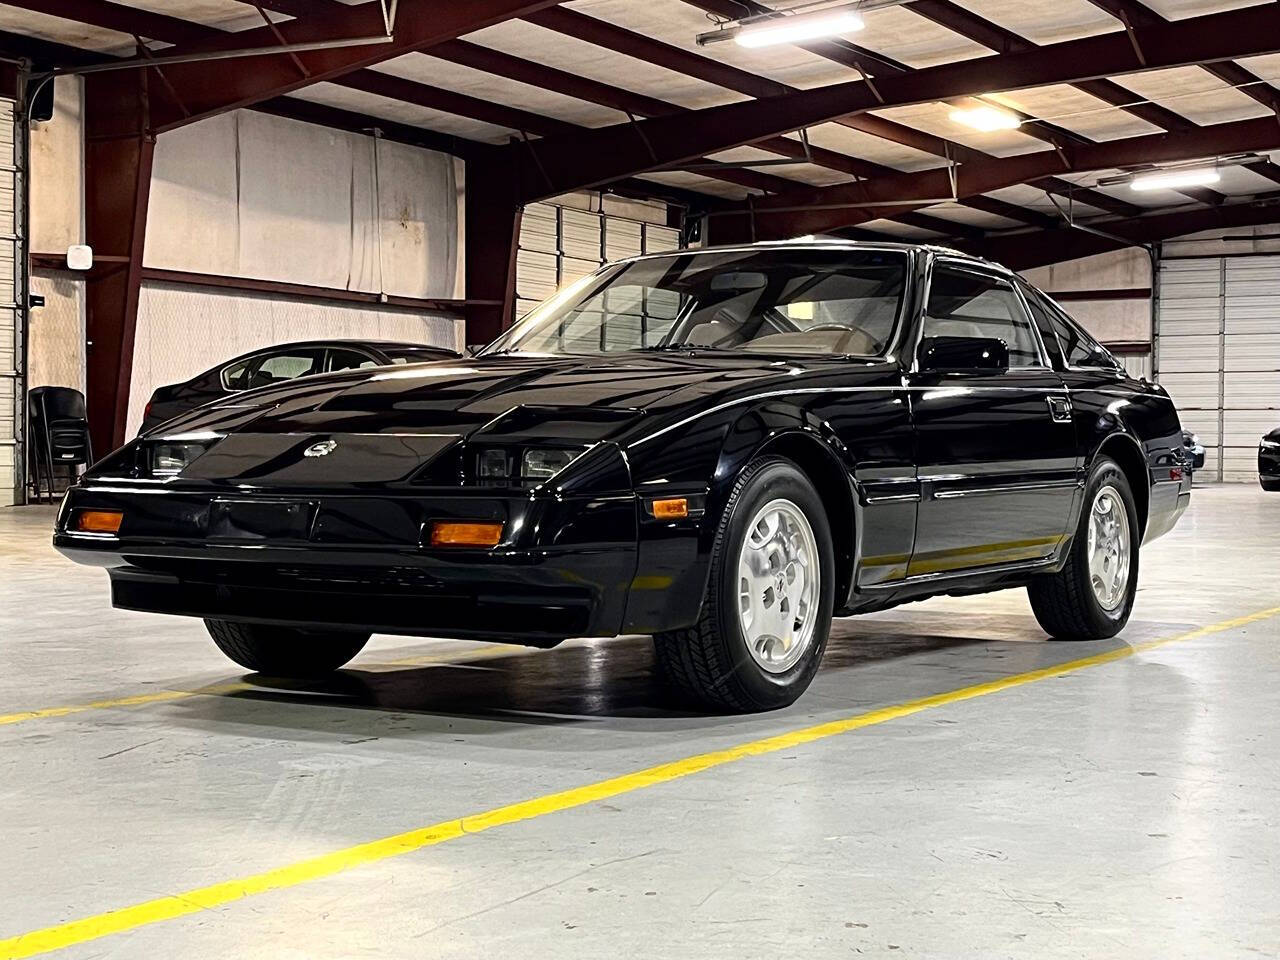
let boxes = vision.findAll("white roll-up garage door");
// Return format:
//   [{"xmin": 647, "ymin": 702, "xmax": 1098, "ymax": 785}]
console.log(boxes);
[
  {"xmin": 0, "ymin": 97, "xmax": 18, "ymax": 505},
  {"xmin": 1156, "ymin": 255, "xmax": 1280, "ymax": 482},
  {"xmin": 515, "ymin": 200, "xmax": 681, "ymax": 320},
  {"xmin": 1223, "ymin": 259, "xmax": 1280, "ymax": 481}
]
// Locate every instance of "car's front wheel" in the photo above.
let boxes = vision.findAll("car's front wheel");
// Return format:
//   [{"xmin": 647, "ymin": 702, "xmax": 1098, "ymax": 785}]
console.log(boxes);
[
  {"xmin": 1028, "ymin": 455, "xmax": 1139, "ymax": 640},
  {"xmin": 653, "ymin": 457, "xmax": 835, "ymax": 712},
  {"xmin": 205, "ymin": 619, "xmax": 370, "ymax": 676}
]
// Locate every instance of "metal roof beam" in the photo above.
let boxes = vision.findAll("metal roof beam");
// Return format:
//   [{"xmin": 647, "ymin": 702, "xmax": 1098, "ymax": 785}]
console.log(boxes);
[
  {"xmin": 521, "ymin": 6, "xmax": 1044, "ymax": 232},
  {"xmin": 77, "ymin": 0, "xmax": 565, "ymax": 134},
  {"xmin": 964, "ymin": 192, "xmax": 1280, "ymax": 268},
  {"xmin": 334, "ymin": 68, "xmax": 804, "ymax": 197},
  {"xmin": 718, "ymin": 115, "xmax": 1280, "ymax": 239},
  {"xmin": 905, "ymin": 0, "xmax": 1225, "ymax": 206},
  {"xmin": 509, "ymin": 4, "xmax": 1280, "ymax": 201},
  {"xmin": 427, "ymin": 40, "xmax": 884, "ymax": 178}
]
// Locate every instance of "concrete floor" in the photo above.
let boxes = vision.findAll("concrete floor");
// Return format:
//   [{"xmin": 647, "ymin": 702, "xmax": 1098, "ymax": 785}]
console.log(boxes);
[{"xmin": 1, "ymin": 484, "xmax": 1278, "ymax": 959}]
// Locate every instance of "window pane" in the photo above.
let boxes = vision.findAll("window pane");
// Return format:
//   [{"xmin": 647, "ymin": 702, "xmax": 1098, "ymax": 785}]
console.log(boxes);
[
  {"xmin": 925, "ymin": 267, "xmax": 1041, "ymax": 367},
  {"xmin": 221, "ymin": 359, "xmax": 251, "ymax": 390},
  {"xmin": 251, "ymin": 351, "xmax": 323, "ymax": 387},
  {"xmin": 328, "ymin": 349, "xmax": 377, "ymax": 372},
  {"xmin": 1048, "ymin": 300, "xmax": 1114, "ymax": 368},
  {"xmin": 1023, "ymin": 286, "xmax": 1117, "ymax": 369}
]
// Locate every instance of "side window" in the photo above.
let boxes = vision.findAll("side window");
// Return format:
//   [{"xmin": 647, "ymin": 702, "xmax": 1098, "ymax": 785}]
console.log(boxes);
[
  {"xmin": 1026, "ymin": 287, "xmax": 1119, "ymax": 370},
  {"xmin": 327, "ymin": 349, "xmax": 378, "ymax": 372},
  {"xmin": 221, "ymin": 358, "xmax": 252, "ymax": 391},
  {"xmin": 248, "ymin": 350, "xmax": 324, "ymax": 389},
  {"xmin": 924, "ymin": 265, "xmax": 1043, "ymax": 368}
]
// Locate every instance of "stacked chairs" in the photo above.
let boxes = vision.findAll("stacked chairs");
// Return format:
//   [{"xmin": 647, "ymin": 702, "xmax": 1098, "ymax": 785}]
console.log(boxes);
[{"xmin": 27, "ymin": 386, "xmax": 93, "ymax": 503}]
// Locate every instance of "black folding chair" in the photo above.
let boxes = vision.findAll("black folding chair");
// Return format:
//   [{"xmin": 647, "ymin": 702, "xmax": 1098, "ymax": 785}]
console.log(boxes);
[{"xmin": 28, "ymin": 386, "xmax": 94, "ymax": 503}]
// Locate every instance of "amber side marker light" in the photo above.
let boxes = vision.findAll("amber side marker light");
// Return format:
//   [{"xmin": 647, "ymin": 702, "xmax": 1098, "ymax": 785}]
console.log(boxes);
[
  {"xmin": 429, "ymin": 520, "xmax": 504, "ymax": 548},
  {"xmin": 651, "ymin": 497, "xmax": 689, "ymax": 520},
  {"xmin": 76, "ymin": 510, "xmax": 123, "ymax": 534}
]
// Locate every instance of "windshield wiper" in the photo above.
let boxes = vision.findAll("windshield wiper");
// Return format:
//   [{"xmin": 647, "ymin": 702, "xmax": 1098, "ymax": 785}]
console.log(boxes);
[{"xmin": 637, "ymin": 343, "xmax": 732, "ymax": 353}]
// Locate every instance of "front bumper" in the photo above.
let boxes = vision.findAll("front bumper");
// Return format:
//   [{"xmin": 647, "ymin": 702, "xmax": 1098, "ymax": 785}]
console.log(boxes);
[{"xmin": 55, "ymin": 485, "xmax": 643, "ymax": 644}]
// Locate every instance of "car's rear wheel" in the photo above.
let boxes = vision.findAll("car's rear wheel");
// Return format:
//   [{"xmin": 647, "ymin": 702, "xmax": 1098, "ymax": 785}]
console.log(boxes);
[
  {"xmin": 653, "ymin": 457, "xmax": 835, "ymax": 712},
  {"xmin": 1028, "ymin": 455, "xmax": 1139, "ymax": 640},
  {"xmin": 205, "ymin": 619, "xmax": 370, "ymax": 676}
]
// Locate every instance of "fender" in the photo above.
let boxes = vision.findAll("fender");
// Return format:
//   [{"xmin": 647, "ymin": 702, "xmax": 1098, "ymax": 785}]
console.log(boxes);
[{"xmin": 621, "ymin": 402, "xmax": 865, "ymax": 635}]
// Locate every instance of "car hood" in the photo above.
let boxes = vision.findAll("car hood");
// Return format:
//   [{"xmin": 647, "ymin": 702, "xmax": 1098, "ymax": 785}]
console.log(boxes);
[
  {"xmin": 120, "ymin": 352, "xmax": 888, "ymax": 489},
  {"xmin": 152, "ymin": 352, "xmax": 874, "ymax": 442}
]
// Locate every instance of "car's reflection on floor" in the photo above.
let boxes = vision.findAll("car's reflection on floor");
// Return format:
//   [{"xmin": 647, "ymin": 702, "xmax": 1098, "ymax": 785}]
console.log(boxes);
[{"xmin": 212, "ymin": 625, "xmax": 1008, "ymax": 723}]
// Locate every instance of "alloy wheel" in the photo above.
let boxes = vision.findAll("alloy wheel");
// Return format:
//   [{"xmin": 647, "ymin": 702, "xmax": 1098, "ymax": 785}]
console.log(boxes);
[{"xmin": 736, "ymin": 498, "xmax": 821, "ymax": 673}]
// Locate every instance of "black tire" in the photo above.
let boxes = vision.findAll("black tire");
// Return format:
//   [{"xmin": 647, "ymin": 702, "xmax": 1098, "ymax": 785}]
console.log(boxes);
[
  {"xmin": 1028, "ymin": 456, "xmax": 1139, "ymax": 641},
  {"xmin": 204, "ymin": 619, "xmax": 370, "ymax": 676},
  {"xmin": 653, "ymin": 457, "xmax": 835, "ymax": 712}
]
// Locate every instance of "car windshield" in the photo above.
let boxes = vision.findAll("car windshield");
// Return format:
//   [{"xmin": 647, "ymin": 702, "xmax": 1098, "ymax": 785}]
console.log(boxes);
[{"xmin": 483, "ymin": 248, "xmax": 909, "ymax": 358}]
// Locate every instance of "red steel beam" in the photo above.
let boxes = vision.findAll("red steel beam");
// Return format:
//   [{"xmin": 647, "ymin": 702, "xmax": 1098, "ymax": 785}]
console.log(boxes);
[
  {"xmin": 254, "ymin": 96, "xmax": 479, "ymax": 159},
  {"xmin": 693, "ymin": 0, "xmax": 1221, "ymax": 209},
  {"xmin": 335, "ymin": 69, "xmax": 803, "ymax": 196},
  {"xmin": 511, "ymin": 4, "xmax": 1280, "ymax": 202},
  {"xmin": 87, "ymin": 0, "xmax": 566, "ymax": 135},
  {"xmin": 83, "ymin": 67, "xmax": 154, "ymax": 452},
  {"xmin": 20, "ymin": 0, "xmax": 805, "ymax": 198},
  {"xmin": 906, "ymin": 0, "xmax": 1230, "ymax": 208},
  {"xmin": 717, "ymin": 115, "xmax": 1280, "ymax": 239},
  {"xmin": 423, "ymin": 38, "xmax": 976, "ymax": 232},
  {"xmin": 964, "ymin": 193, "xmax": 1280, "ymax": 269},
  {"xmin": 521, "ymin": 7, "xmax": 1052, "ymax": 229},
  {"xmin": 1083, "ymin": 0, "xmax": 1280, "ymax": 183},
  {"xmin": 686, "ymin": 0, "xmax": 1089, "ymax": 155},
  {"xmin": 429, "ymin": 40, "xmax": 882, "ymax": 179}
]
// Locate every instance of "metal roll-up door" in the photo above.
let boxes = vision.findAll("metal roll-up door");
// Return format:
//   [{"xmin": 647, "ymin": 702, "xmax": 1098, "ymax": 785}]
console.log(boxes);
[
  {"xmin": 1223, "ymin": 256, "xmax": 1280, "ymax": 481},
  {"xmin": 515, "ymin": 199, "xmax": 682, "ymax": 321},
  {"xmin": 1156, "ymin": 258, "xmax": 1224, "ymax": 480},
  {"xmin": 0, "ymin": 97, "xmax": 19, "ymax": 504}
]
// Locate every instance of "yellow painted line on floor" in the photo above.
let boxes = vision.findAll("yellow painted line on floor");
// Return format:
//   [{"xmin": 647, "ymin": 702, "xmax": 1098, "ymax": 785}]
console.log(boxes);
[
  {"xmin": 0, "ymin": 683, "xmax": 249, "ymax": 727},
  {"xmin": 3, "ymin": 604, "xmax": 1277, "ymax": 960},
  {"xmin": 0, "ymin": 644, "xmax": 516, "ymax": 729}
]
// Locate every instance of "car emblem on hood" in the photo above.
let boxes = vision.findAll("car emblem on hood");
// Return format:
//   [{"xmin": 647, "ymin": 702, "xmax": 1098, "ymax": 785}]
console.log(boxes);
[{"xmin": 303, "ymin": 439, "xmax": 338, "ymax": 458}]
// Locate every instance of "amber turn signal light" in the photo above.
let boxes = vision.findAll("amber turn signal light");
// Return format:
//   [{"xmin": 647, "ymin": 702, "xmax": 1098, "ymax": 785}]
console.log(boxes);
[
  {"xmin": 651, "ymin": 497, "xmax": 689, "ymax": 520},
  {"xmin": 76, "ymin": 510, "xmax": 123, "ymax": 534},
  {"xmin": 429, "ymin": 520, "xmax": 503, "ymax": 548}
]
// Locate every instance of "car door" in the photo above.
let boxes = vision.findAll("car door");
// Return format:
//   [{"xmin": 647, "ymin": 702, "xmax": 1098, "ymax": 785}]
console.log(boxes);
[{"xmin": 906, "ymin": 259, "xmax": 1078, "ymax": 578}]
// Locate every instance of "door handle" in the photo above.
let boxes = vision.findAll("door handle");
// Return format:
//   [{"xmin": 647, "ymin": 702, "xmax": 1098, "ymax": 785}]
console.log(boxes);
[{"xmin": 1046, "ymin": 396, "xmax": 1072, "ymax": 423}]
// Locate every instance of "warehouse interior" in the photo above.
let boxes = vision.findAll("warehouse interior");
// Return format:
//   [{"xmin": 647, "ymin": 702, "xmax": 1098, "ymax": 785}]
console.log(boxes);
[{"xmin": 1, "ymin": 0, "xmax": 1279, "ymax": 957}]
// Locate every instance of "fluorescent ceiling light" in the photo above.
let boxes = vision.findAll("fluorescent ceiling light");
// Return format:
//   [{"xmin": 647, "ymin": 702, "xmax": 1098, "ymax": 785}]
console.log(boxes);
[
  {"xmin": 950, "ymin": 105, "xmax": 1022, "ymax": 132},
  {"xmin": 1129, "ymin": 167, "xmax": 1222, "ymax": 191},
  {"xmin": 734, "ymin": 6, "xmax": 865, "ymax": 48}
]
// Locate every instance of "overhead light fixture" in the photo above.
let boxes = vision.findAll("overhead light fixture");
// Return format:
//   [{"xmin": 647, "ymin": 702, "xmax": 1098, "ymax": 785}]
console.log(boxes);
[
  {"xmin": 950, "ymin": 105, "xmax": 1022, "ymax": 132},
  {"xmin": 736, "ymin": 5, "xmax": 864, "ymax": 47},
  {"xmin": 1129, "ymin": 167, "xmax": 1222, "ymax": 192},
  {"xmin": 696, "ymin": 1, "xmax": 883, "ymax": 48},
  {"xmin": 1096, "ymin": 154, "xmax": 1265, "ymax": 193}
]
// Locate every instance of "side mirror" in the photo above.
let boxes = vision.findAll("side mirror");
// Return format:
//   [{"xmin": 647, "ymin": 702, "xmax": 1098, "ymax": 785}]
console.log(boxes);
[{"xmin": 918, "ymin": 335, "xmax": 1009, "ymax": 373}]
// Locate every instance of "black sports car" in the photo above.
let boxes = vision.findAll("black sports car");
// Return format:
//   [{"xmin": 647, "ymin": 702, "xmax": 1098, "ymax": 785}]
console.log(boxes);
[
  {"xmin": 1261, "ymin": 427, "xmax": 1280, "ymax": 491},
  {"xmin": 139, "ymin": 339, "xmax": 459, "ymax": 434},
  {"xmin": 55, "ymin": 242, "xmax": 1190, "ymax": 712}
]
